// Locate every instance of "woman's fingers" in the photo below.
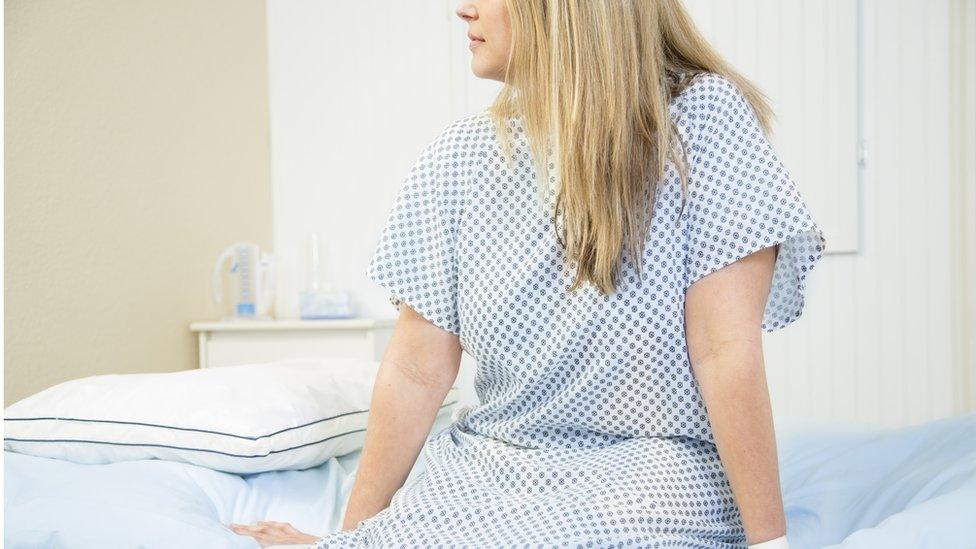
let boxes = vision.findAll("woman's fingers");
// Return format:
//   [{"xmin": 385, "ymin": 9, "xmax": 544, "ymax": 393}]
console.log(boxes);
[
  {"xmin": 228, "ymin": 521, "xmax": 314, "ymax": 543},
  {"xmin": 229, "ymin": 522, "xmax": 265, "ymax": 535}
]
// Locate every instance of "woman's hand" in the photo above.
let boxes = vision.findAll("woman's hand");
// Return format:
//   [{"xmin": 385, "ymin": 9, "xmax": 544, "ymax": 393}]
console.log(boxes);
[{"xmin": 227, "ymin": 521, "xmax": 321, "ymax": 547}]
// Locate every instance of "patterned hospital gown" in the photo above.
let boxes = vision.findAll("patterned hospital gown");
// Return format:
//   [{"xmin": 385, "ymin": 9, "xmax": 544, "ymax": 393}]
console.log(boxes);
[{"xmin": 313, "ymin": 73, "xmax": 826, "ymax": 548}]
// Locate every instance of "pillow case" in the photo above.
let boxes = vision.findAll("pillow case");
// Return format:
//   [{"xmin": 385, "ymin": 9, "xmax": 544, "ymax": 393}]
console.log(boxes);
[{"xmin": 4, "ymin": 356, "xmax": 459, "ymax": 474}]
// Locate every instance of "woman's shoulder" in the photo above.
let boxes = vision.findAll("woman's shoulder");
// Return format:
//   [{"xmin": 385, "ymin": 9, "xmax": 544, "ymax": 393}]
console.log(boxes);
[
  {"xmin": 411, "ymin": 111, "xmax": 493, "ymax": 166},
  {"xmin": 404, "ymin": 112, "xmax": 494, "ymax": 201},
  {"xmin": 670, "ymin": 71, "xmax": 746, "ymax": 110},
  {"xmin": 434, "ymin": 110, "xmax": 495, "ymax": 146},
  {"xmin": 669, "ymin": 72, "xmax": 760, "ymax": 148}
]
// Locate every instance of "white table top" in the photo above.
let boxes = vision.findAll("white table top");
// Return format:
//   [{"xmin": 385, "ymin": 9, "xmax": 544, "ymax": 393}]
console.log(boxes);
[{"xmin": 189, "ymin": 317, "xmax": 396, "ymax": 332}]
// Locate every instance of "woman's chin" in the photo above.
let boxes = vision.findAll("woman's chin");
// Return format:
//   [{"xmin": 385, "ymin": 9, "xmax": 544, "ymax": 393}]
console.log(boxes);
[{"xmin": 469, "ymin": 57, "xmax": 502, "ymax": 81}]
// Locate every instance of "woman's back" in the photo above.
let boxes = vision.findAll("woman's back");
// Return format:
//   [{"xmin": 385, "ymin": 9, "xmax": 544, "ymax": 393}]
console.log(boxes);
[
  {"xmin": 365, "ymin": 71, "xmax": 823, "ymax": 450},
  {"xmin": 312, "ymin": 71, "xmax": 823, "ymax": 547}
]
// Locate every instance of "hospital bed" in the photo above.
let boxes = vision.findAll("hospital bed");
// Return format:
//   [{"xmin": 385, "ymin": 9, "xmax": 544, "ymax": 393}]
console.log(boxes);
[{"xmin": 4, "ymin": 359, "xmax": 975, "ymax": 549}]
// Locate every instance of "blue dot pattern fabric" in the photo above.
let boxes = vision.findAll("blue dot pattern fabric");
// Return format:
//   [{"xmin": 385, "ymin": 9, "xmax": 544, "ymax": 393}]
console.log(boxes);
[{"xmin": 313, "ymin": 73, "xmax": 826, "ymax": 548}]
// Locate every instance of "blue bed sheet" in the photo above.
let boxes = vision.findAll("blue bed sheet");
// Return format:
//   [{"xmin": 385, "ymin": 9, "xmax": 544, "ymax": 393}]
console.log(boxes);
[
  {"xmin": 778, "ymin": 411, "xmax": 976, "ymax": 548},
  {"xmin": 5, "ymin": 412, "xmax": 975, "ymax": 548}
]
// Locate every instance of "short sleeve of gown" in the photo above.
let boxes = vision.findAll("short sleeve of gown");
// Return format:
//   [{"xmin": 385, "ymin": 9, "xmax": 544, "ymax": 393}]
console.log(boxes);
[
  {"xmin": 364, "ymin": 125, "xmax": 463, "ymax": 336},
  {"xmin": 683, "ymin": 75, "xmax": 827, "ymax": 332}
]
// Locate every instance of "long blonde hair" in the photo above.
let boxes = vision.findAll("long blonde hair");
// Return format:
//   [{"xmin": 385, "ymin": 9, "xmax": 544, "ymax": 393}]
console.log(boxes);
[{"xmin": 488, "ymin": 0, "xmax": 774, "ymax": 295}]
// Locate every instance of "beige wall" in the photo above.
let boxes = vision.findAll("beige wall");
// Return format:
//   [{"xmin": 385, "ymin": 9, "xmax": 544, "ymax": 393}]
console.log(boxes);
[{"xmin": 4, "ymin": 1, "xmax": 273, "ymax": 405}]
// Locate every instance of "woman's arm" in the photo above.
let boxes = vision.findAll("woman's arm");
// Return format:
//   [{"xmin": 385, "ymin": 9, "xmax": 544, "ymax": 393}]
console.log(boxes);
[
  {"xmin": 339, "ymin": 303, "xmax": 462, "ymax": 531},
  {"xmin": 684, "ymin": 245, "xmax": 787, "ymax": 546}
]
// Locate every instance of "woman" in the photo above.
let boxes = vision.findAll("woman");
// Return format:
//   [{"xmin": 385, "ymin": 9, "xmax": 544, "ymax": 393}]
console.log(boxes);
[{"xmin": 231, "ymin": 0, "xmax": 825, "ymax": 547}]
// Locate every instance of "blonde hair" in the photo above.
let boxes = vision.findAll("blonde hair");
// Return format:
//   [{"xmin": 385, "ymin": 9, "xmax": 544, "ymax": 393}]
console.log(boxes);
[{"xmin": 488, "ymin": 0, "xmax": 775, "ymax": 295}]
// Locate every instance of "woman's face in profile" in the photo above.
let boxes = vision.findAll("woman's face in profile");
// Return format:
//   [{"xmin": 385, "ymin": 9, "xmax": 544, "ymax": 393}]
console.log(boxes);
[{"xmin": 456, "ymin": 0, "xmax": 511, "ymax": 82}]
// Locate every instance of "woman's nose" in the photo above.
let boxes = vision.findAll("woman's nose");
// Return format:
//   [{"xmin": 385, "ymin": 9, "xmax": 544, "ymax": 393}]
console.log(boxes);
[{"xmin": 455, "ymin": 2, "xmax": 477, "ymax": 21}]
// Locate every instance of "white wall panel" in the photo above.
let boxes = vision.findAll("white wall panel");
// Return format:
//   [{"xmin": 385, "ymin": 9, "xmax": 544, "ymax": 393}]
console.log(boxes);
[
  {"xmin": 764, "ymin": 0, "xmax": 967, "ymax": 428},
  {"xmin": 266, "ymin": 0, "xmax": 461, "ymax": 320}
]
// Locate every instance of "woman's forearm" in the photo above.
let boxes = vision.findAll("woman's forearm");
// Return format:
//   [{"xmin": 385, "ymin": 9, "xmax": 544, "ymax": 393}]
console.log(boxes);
[
  {"xmin": 340, "ymin": 357, "xmax": 455, "ymax": 531},
  {"xmin": 692, "ymin": 342, "xmax": 787, "ymax": 545}
]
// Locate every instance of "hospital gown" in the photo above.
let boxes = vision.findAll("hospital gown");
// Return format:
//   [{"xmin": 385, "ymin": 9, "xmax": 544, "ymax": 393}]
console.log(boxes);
[{"xmin": 313, "ymin": 72, "xmax": 826, "ymax": 548}]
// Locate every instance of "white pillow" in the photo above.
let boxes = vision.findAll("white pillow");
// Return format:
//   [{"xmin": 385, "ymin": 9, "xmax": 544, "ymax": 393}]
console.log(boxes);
[{"xmin": 3, "ymin": 356, "xmax": 459, "ymax": 474}]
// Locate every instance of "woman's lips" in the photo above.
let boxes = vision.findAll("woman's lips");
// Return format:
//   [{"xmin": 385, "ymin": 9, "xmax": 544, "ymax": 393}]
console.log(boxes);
[{"xmin": 469, "ymin": 38, "xmax": 485, "ymax": 50}]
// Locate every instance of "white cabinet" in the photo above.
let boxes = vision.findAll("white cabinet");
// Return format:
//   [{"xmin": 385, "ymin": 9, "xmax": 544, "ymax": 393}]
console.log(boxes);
[{"xmin": 189, "ymin": 318, "xmax": 395, "ymax": 369}]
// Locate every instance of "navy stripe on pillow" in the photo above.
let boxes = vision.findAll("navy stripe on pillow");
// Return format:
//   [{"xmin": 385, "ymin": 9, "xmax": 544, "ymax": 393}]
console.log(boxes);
[{"xmin": 4, "ymin": 399, "xmax": 458, "ymax": 458}]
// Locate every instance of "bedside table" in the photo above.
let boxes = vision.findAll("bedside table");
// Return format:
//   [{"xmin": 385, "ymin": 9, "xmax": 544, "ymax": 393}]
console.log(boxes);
[{"xmin": 189, "ymin": 318, "xmax": 396, "ymax": 369}]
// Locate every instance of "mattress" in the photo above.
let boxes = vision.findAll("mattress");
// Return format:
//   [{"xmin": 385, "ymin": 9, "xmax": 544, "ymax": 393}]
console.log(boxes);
[{"xmin": 5, "ymin": 411, "xmax": 975, "ymax": 548}]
